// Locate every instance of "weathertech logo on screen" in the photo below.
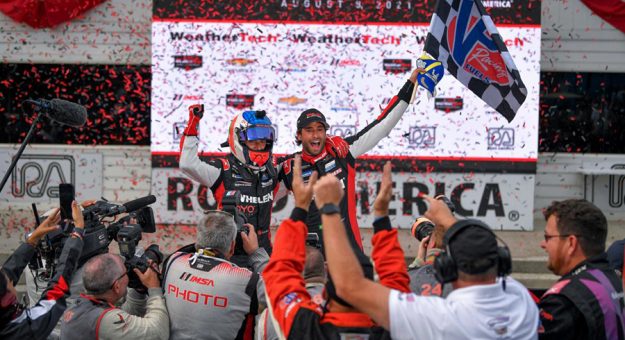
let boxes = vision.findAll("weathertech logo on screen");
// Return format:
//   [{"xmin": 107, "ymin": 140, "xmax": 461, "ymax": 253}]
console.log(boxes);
[
  {"xmin": 173, "ymin": 55, "xmax": 203, "ymax": 70},
  {"xmin": 226, "ymin": 94, "xmax": 255, "ymax": 109},
  {"xmin": 383, "ymin": 59, "xmax": 411, "ymax": 73},
  {"xmin": 435, "ymin": 97, "xmax": 463, "ymax": 112}
]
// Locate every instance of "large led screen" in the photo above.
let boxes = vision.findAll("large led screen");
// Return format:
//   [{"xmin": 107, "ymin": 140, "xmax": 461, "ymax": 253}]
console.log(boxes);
[{"xmin": 151, "ymin": 0, "xmax": 541, "ymax": 230}]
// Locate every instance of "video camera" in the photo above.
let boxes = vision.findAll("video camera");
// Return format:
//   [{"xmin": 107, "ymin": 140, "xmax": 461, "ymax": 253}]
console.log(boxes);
[
  {"xmin": 411, "ymin": 195, "xmax": 456, "ymax": 242},
  {"xmin": 221, "ymin": 190, "xmax": 249, "ymax": 256},
  {"xmin": 30, "ymin": 194, "xmax": 160, "ymax": 286}
]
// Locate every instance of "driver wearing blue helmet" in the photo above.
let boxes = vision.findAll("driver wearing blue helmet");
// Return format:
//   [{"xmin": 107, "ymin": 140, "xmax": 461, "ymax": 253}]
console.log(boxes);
[{"xmin": 180, "ymin": 105, "xmax": 278, "ymax": 262}]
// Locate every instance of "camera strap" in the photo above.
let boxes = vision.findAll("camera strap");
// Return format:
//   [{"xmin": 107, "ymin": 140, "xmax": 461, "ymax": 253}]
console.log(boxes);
[
  {"xmin": 245, "ymin": 272, "xmax": 259, "ymax": 316},
  {"xmin": 160, "ymin": 243, "xmax": 195, "ymax": 291}
]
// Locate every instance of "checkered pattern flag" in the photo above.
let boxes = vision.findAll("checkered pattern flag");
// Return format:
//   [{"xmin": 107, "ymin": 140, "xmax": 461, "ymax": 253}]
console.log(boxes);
[{"xmin": 424, "ymin": 0, "xmax": 527, "ymax": 122}]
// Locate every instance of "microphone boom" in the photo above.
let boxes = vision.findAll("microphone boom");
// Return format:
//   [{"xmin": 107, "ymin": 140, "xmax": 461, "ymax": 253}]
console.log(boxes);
[{"xmin": 25, "ymin": 98, "xmax": 87, "ymax": 127}]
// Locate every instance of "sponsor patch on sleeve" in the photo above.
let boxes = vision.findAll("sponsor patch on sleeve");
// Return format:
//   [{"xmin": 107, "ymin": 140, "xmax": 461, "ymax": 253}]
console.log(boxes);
[{"xmin": 279, "ymin": 292, "xmax": 302, "ymax": 318}]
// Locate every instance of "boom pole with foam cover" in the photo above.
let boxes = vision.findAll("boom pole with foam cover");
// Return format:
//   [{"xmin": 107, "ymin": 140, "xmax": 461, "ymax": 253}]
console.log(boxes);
[
  {"xmin": 24, "ymin": 98, "xmax": 87, "ymax": 127},
  {"xmin": 0, "ymin": 98, "xmax": 87, "ymax": 192}
]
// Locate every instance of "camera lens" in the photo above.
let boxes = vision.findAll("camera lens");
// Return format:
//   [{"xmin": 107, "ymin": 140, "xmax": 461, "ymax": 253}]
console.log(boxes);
[{"xmin": 411, "ymin": 217, "xmax": 435, "ymax": 242}]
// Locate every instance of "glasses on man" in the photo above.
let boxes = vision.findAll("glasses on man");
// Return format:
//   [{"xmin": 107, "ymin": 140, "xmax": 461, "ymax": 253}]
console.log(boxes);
[
  {"xmin": 110, "ymin": 271, "xmax": 128, "ymax": 289},
  {"xmin": 543, "ymin": 234, "xmax": 580, "ymax": 242}
]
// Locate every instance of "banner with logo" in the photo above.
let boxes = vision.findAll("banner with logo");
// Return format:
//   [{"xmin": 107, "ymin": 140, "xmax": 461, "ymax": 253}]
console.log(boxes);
[
  {"xmin": 152, "ymin": 155, "xmax": 535, "ymax": 230},
  {"xmin": 151, "ymin": 0, "xmax": 540, "ymax": 229},
  {"xmin": 0, "ymin": 147, "xmax": 103, "ymax": 203}
]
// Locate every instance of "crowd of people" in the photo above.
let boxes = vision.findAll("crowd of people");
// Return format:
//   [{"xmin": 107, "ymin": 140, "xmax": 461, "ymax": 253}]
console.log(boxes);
[{"xmin": 1, "ymin": 68, "xmax": 625, "ymax": 339}]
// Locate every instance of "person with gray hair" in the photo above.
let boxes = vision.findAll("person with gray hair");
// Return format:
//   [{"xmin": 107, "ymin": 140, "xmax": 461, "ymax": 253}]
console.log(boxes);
[
  {"xmin": 162, "ymin": 210, "xmax": 269, "ymax": 340},
  {"xmin": 59, "ymin": 252, "xmax": 168, "ymax": 340},
  {"xmin": 195, "ymin": 210, "xmax": 238, "ymax": 255},
  {"xmin": 256, "ymin": 245, "xmax": 327, "ymax": 340}
]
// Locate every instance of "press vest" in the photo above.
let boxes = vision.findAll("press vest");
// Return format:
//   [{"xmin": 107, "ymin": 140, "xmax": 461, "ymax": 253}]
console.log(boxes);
[
  {"xmin": 163, "ymin": 250, "xmax": 259, "ymax": 340},
  {"xmin": 60, "ymin": 295, "xmax": 115, "ymax": 340}
]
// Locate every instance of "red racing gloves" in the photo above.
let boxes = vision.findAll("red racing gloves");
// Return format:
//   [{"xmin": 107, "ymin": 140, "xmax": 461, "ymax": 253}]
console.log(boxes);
[
  {"xmin": 325, "ymin": 135, "xmax": 350, "ymax": 158},
  {"xmin": 183, "ymin": 104, "xmax": 204, "ymax": 136},
  {"xmin": 179, "ymin": 104, "xmax": 204, "ymax": 151}
]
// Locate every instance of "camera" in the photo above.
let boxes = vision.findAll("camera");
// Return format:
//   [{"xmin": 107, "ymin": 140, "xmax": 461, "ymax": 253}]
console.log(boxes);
[
  {"xmin": 411, "ymin": 217, "xmax": 435, "ymax": 242},
  {"xmin": 221, "ymin": 190, "xmax": 249, "ymax": 256},
  {"xmin": 411, "ymin": 195, "xmax": 456, "ymax": 242},
  {"xmin": 306, "ymin": 233, "xmax": 321, "ymax": 249},
  {"xmin": 29, "ymin": 195, "xmax": 157, "ymax": 283},
  {"xmin": 117, "ymin": 223, "xmax": 163, "ymax": 291}
]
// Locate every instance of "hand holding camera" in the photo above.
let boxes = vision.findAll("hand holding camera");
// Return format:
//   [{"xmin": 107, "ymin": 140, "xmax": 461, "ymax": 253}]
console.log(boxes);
[
  {"xmin": 412, "ymin": 195, "xmax": 455, "ymax": 242},
  {"xmin": 27, "ymin": 208, "xmax": 61, "ymax": 247},
  {"xmin": 422, "ymin": 194, "xmax": 457, "ymax": 231},
  {"xmin": 416, "ymin": 234, "xmax": 431, "ymax": 262},
  {"xmin": 133, "ymin": 259, "xmax": 161, "ymax": 290},
  {"xmin": 240, "ymin": 223, "xmax": 259, "ymax": 255}
]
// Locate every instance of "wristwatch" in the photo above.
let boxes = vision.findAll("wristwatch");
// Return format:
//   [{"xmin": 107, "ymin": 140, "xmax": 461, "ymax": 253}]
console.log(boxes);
[{"xmin": 320, "ymin": 203, "xmax": 340, "ymax": 215}]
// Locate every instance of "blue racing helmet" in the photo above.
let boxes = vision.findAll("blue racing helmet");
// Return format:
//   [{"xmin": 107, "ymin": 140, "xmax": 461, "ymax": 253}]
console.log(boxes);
[{"xmin": 227, "ymin": 110, "xmax": 276, "ymax": 167}]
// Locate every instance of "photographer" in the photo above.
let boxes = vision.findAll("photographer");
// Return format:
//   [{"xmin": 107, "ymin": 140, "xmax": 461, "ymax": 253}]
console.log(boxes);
[
  {"xmin": 25, "ymin": 200, "xmax": 97, "ymax": 312},
  {"xmin": 59, "ymin": 252, "xmax": 168, "ymax": 340},
  {"xmin": 408, "ymin": 218, "xmax": 451, "ymax": 297},
  {"xmin": 0, "ymin": 203, "xmax": 84, "ymax": 340},
  {"xmin": 26, "ymin": 196, "xmax": 157, "ymax": 300},
  {"xmin": 162, "ymin": 210, "xmax": 268, "ymax": 340}
]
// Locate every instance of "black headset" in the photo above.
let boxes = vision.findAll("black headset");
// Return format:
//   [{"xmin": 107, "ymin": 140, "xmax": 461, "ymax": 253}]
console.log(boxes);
[{"xmin": 433, "ymin": 219, "xmax": 512, "ymax": 284}]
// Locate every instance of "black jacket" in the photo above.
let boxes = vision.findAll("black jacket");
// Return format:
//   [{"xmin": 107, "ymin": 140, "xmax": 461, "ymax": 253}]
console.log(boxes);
[
  {"xmin": 0, "ymin": 236, "xmax": 83, "ymax": 340},
  {"xmin": 539, "ymin": 254, "xmax": 625, "ymax": 340}
]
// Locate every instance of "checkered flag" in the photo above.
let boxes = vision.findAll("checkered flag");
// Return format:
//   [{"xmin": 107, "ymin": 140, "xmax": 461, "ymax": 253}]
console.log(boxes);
[{"xmin": 424, "ymin": 0, "xmax": 527, "ymax": 122}]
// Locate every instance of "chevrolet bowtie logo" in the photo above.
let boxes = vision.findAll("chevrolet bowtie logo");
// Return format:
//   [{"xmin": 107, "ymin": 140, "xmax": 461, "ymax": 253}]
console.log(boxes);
[
  {"xmin": 279, "ymin": 96, "xmax": 307, "ymax": 106},
  {"xmin": 226, "ymin": 58, "xmax": 257, "ymax": 66}
]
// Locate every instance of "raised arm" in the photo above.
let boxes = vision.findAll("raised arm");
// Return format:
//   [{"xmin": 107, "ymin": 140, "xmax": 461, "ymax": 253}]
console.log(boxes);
[
  {"xmin": 179, "ymin": 104, "xmax": 222, "ymax": 187},
  {"xmin": 370, "ymin": 162, "xmax": 410, "ymax": 293},
  {"xmin": 1, "ymin": 209, "xmax": 62, "ymax": 284},
  {"xmin": 347, "ymin": 69, "xmax": 420, "ymax": 158},
  {"xmin": 262, "ymin": 155, "xmax": 319, "ymax": 338},
  {"xmin": 314, "ymin": 175, "xmax": 392, "ymax": 329},
  {"xmin": 3, "ymin": 204, "xmax": 84, "ymax": 340}
]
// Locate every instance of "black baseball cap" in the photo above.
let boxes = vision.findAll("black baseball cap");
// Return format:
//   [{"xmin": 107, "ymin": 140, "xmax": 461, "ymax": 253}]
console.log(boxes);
[
  {"xmin": 297, "ymin": 108, "xmax": 329, "ymax": 130},
  {"xmin": 447, "ymin": 225, "xmax": 498, "ymax": 274}
]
